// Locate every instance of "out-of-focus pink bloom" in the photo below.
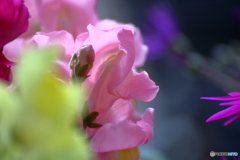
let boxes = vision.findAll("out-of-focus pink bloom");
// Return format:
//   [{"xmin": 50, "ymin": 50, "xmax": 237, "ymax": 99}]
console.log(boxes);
[
  {"xmin": 27, "ymin": 30, "xmax": 75, "ymax": 81},
  {"xmin": 201, "ymin": 92, "xmax": 240, "ymax": 125},
  {"xmin": 0, "ymin": 0, "xmax": 30, "ymax": 48},
  {"xmin": 35, "ymin": 0, "xmax": 98, "ymax": 38},
  {"xmin": 20, "ymin": 0, "xmax": 39, "ymax": 37},
  {"xmin": 91, "ymin": 108, "xmax": 154, "ymax": 160}
]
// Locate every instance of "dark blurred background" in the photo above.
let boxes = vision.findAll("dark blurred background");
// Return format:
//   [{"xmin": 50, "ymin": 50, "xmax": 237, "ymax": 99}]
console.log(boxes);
[{"xmin": 98, "ymin": 0, "xmax": 240, "ymax": 160}]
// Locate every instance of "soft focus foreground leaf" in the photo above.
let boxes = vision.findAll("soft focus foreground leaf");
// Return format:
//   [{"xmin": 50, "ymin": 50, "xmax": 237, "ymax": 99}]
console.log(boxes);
[
  {"xmin": 0, "ymin": 83, "xmax": 20, "ymax": 160},
  {"xmin": 15, "ymin": 47, "xmax": 58, "ymax": 98},
  {"xmin": 0, "ymin": 48, "xmax": 92, "ymax": 160}
]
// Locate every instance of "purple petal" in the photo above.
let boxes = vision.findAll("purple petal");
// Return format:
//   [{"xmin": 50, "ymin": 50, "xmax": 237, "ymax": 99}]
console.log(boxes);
[
  {"xmin": 228, "ymin": 92, "xmax": 240, "ymax": 96},
  {"xmin": 219, "ymin": 101, "xmax": 240, "ymax": 106},
  {"xmin": 206, "ymin": 105, "xmax": 240, "ymax": 122},
  {"xmin": 201, "ymin": 96, "xmax": 240, "ymax": 101},
  {"xmin": 224, "ymin": 113, "xmax": 240, "ymax": 126}
]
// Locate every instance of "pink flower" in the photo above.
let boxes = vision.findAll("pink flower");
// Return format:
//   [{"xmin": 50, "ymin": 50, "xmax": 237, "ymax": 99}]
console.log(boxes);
[
  {"xmin": 74, "ymin": 25, "xmax": 158, "ymax": 159},
  {"xmin": 75, "ymin": 25, "xmax": 158, "ymax": 135},
  {"xmin": 0, "ymin": 0, "xmax": 29, "ymax": 48},
  {"xmin": 201, "ymin": 92, "xmax": 240, "ymax": 125},
  {"xmin": 91, "ymin": 108, "xmax": 154, "ymax": 160},
  {"xmin": 35, "ymin": 0, "xmax": 98, "ymax": 38}
]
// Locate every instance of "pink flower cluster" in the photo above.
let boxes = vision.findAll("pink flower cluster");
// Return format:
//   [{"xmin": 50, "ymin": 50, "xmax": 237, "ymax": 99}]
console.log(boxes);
[{"xmin": 0, "ymin": 0, "xmax": 159, "ymax": 159}]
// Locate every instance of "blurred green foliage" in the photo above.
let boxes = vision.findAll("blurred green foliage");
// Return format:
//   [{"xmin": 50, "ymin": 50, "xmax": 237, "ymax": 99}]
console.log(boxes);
[{"xmin": 0, "ymin": 48, "xmax": 92, "ymax": 160}]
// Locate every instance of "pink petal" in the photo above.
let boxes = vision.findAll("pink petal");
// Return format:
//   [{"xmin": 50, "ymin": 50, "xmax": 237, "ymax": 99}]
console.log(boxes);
[
  {"xmin": 82, "ymin": 25, "xmax": 124, "ymax": 92},
  {"xmin": 98, "ymin": 99, "xmax": 133, "ymax": 124},
  {"xmin": 108, "ymin": 29, "xmax": 135, "ymax": 90},
  {"xmin": 27, "ymin": 31, "xmax": 74, "ymax": 81},
  {"xmin": 96, "ymin": 19, "xmax": 148, "ymax": 68},
  {"xmin": 201, "ymin": 96, "xmax": 240, "ymax": 101},
  {"xmin": 75, "ymin": 32, "xmax": 89, "ymax": 52},
  {"xmin": 37, "ymin": 31, "xmax": 75, "ymax": 55},
  {"xmin": 86, "ymin": 99, "xmax": 133, "ymax": 137},
  {"xmin": 206, "ymin": 105, "xmax": 240, "ymax": 122},
  {"xmin": 3, "ymin": 38, "xmax": 25, "ymax": 62},
  {"xmin": 112, "ymin": 70, "xmax": 159, "ymax": 102},
  {"xmin": 224, "ymin": 113, "xmax": 240, "ymax": 126},
  {"xmin": 228, "ymin": 92, "xmax": 240, "ymax": 96},
  {"xmin": 0, "ymin": 0, "xmax": 29, "ymax": 47},
  {"xmin": 87, "ymin": 61, "xmax": 118, "ymax": 113},
  {"xmin": 219, "ymin": 101, "xmax": 240, "ymax": 106},
  {"xmin": 91, "ymin": 108, "xmax": 154, "ymax": 152},
  {"xmin": 91, "ymin": 120, "xmax": 146, "ymax": 152},
  {"xmin": 29, "ymin": 35, "xmax": 50, "ymax": 48},
  {"xmin": 54, "ymin": 60, "xmax": 72, "ymax": 81},
  {"xmin": 85, "ymin": 24, "xmax": 120, "ymax": 55},
  {"xmin": 136, "ymin": 108, "xmax": 154, "ymax": 143}
]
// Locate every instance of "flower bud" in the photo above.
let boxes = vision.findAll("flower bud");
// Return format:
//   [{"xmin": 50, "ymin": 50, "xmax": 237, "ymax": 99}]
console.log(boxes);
[{"xmin": 70, "ymin": 44, "xmax": 95, "ymax": 80}]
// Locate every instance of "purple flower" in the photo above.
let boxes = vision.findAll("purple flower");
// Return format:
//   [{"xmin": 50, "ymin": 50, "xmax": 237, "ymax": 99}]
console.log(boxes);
[
  {"xmin": 201, "ymin": 92, "xmax": 240, "ymax": 126},
  {"xmin": 143, "ymin": 2, "xmax": 180, "ymax": 60}
]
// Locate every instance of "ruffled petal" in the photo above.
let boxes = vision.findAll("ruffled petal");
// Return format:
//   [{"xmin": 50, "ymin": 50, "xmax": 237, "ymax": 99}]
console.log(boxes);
[
  {"xmin": 112, "ymin": 70, "xmax": 159, "ymax": 102},
  {"xmin": 91, "ymin": 120, "xmax": 146, "ymax": 152},
  {"xmin": 37, "ymin": 31, "xmax": 75, "ymax": 55},
  {"xmin": 91, "ymin": 108, "xmax": 154, "ymax": 152}
]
